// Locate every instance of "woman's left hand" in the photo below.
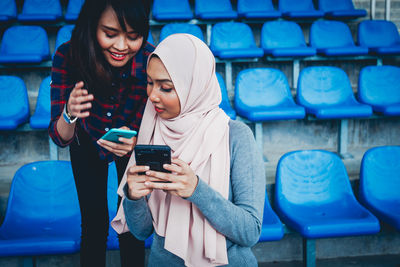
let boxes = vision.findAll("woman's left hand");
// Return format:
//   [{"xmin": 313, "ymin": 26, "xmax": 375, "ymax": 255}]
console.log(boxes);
[
  {"xmin": 144, "ymin": 158, "xmax": 199, "ymax": 198},
  {"xmin": 97, "ymin": 126, "xmax": 137, "ymax": 157}
]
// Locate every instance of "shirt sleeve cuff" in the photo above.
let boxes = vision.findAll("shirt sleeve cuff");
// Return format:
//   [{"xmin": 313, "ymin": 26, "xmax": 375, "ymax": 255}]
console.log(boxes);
[{"xmin": 185, "ymin": 176, "xmax": 208, "ymax": 204}]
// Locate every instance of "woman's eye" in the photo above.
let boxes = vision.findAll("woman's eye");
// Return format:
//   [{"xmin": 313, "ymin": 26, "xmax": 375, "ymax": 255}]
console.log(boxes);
[
  {"xmin": 161, "ymin": 88, "xmax": 172, "ymax": 93},
  {"xmin": 106, "ymin": 33, "xmax": 116, "ymax": 38},
  {"xmin": 147, "ymin": 81, "xmax": 153, "ymax": 85},
  {"xmin": 128, "ymin": 35, "xmax": 139, "ymax": 41}
]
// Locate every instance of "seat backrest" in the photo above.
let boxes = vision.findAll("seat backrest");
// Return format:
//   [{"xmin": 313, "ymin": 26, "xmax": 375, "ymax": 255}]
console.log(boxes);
[
  {"xmin": 358, "ymin": 20, "xmax": 400, "ymax": 48},
  {"xmin": 276, "ymin": 150, "xmax": 354, "ymax": 205},
  {"xmin": 238, "ymin": 0, "xmax": 275, "ymax": 12},
  {"xmin": 318, "ymin": 0, "xmax": 355, "ymax": 11},
  {"xmin": 235, "ymin": 68, "xmax": 295, "ymax": 108},
  {"xmin": 310, "ymin": 20, "xmax": 355, "ymax": 48},
  {"xmin": 360, "ymin": 146, "xmax": 400, "ymax": 201},
  {"xmin": 358, "ymin": 65, "xmax": 400, "ymax": 106},
  {"xmin": 65, "ymin": 0, "xmax": 84, "ymax": 19},
  {"xmin": 160, "ymin": 24, "xmax": 204, "ymax": 42},
  {"xmin": 0, "ymin": 26, "xmax": 49, "ymax": 57},
  {"xmin": 153, "ymin": 0, "xmax": 191, "ymax": 14},
  {"xmin": 0, "ymin": 0, "xmax": 17, "ymax": 19},
  {"xmin": 0, "ymin": 76, "xmax": 29, "ymax": 118},
  {"xmin": 20, "ymin": 0, "xmax": 62, "ymax": 16},
  {"xmin": 279, "ymin": 0, "xmax": 317, "ymax": 12},
  {"xmin": 216, "ymin": 73, "xmax": 230, "ymax": 106},
  {"xmin": 55, "ymin": 25, "xmax": 75, "ymax": 53},
  {"xmin": 297, "ymin": 66, "xmax": 355, "ymax": 106},
  {"xmin": 34, "ymin": 76, "xmax": 52, "ymax": 114},
  {"xmin": 196, "ymin": 0, "xmax": 234, "ymax": 14},
  {"xmin": 261, "ymin": 21, "xmax": 307, "ymax": 49},
  {"xmin": 211, "ymin": 22, "xmax": 257, "ymax": 51},
  {"xmin": 0, "ymin": 161, "xmax": 81, "ymax": 239}
]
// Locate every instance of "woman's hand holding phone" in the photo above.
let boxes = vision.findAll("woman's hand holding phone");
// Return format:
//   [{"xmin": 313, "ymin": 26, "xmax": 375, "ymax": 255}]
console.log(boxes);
[{"xmin": 97, "ymin": 126, "xmax": 137, "ymax": 157}]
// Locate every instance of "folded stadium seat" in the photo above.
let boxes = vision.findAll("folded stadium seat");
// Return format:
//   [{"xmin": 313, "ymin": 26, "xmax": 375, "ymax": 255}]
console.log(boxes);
[
  {"xmin": 318, "ymin": 0, "xmax": 367, "ymax": 19},
  {"xmin": 358, "ymin": 65, "xmax": 400, "ymax": 116},
  {"xmin": 237, "ymin": 0, "xmax": 281, "ymax": 19},
  {"xmin": 160, "ymin": 23, "xmax": 204, "ymax": 43},
  {"xmin": 235, "ymin": 68, "xmax": 305, "ymax": 121},
  {"xmin": 297, "ymin": 66, "xmax": 372, "ymax": 119},
  {"xmin": 275, "ymin": 150, "xmax": 380, "ymax": 265},
  {"xmin": 358, "ymin": 20, "xmax": 400, "ymax": 55},
  {"xmin": 259, "ymin": 189, "xmax": 284, "ymax": 242},
  {"xmin": 210, "ymin": 22, "xmax": 264, "ymax": 59},
  {"xmin": 0, "ymin": 26, "xmax": 50, "ymax": 64},
  {"xmin": 261, "ymin": 21, "xmax": 316, "ymax": 57},
  {"xmin": 0, "ymin": 0, "xmax": 17, "ymax": 22},
  {"xmin": 310, "ymin": 20, "xmax": 368, "ymax": 56},
  {"xmin": 152, "ymin": 0, "xmax": 193, "ymax": 21},
  {"xmin": 216, "ymin": 73, "xmax": 236, "ymax": 120},
  {"xmin": 0, "ymin": 76, "xmax": 30, "ymax": 130},
  {"xmin": 195, "ymin": 0, "xmax": 237, "ymax": 20},
  {"xmin": 30, "ymin": 76, "xmax": 51, "ymax": 129},
  {"xmin": 17, "ymin": 0, "xmax": 62, "ymax": 22},
  {"xmin": 359, "ymin": 146, "xmax": 400, "ymax": 230},
  {"xmin": 279, "ymin": 0, "xmax": 324, "ymax": 19},
  {"xmin": 0, "ymin": 161, "xmax": 81, "ymax": 257},
  {"xmin": 65, "ymin": 0, "xmax": 84, "ymax": 21}
]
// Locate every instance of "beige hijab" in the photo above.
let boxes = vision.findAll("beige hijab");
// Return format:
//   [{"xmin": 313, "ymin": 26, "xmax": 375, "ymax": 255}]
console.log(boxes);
[{"xmin": 112, "ymin": 34, "xmax": 230, "ymax": 266}]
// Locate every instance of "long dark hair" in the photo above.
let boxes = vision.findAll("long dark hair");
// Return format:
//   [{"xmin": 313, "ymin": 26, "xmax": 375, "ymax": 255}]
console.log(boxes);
[{"xmin": 68, "ymin": 0, "xmax": 150, "ymax": 98}]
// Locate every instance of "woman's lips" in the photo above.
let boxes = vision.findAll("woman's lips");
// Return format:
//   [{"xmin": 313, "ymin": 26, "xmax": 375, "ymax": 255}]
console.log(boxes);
[
  {"xmin": 154, "ymin": 106, "xmax": 164, "ymax": 113},
  {"xmin": 109, "ymin": 51, "xmax": 127, "ymax": 61}
]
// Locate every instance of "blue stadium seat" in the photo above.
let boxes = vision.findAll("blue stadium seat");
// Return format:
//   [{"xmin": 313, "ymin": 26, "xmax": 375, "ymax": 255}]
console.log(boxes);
[
  {"xmin": 318, "ymin": 0, "xmax": 367, "ymax": 19},
  {"xmin": 160, "ymin": 24, "xmax": 204, "ymax": 43},
  {"xmin": 0, "ymin": 0, "xmax": 17, "ymax": 22},
  {"xmin": 297, "ymin": 66, "xmax": 372, "ymax": 119},
  {"xmin": 216, "ymin": 73, "xmax": 236, "ymax": 120},
  {"xmin": 358, "ymin": 65, "xmax": 400, "ymax": 116},
  {"xmin": 54, "ymin": 25, "xmax": 74, "ymax": 58},
  {"xmin": 65, "ymin": 0, "xmax": 84, "ymax": 21},
  {"xmin": 0, "ymin": 26, "xmax": 50, "ymax": 64},
  {"xmin": 261, "ymin": 21, "xmax": 316, "ymax": 57},
  {"xmin": 275, "ymin": 150, "xmax": 380, "ymax": 238},
  {"xmin": 0, "ymin": 76, "xmax": 30, "ymax": 130},
  {"xmin": 279, "ymin": 0, "xmax": 324, "ymax": 19},
  {"xmin": 235, "ymin": 68, "xmax": 305, "ymax": 121},
  {"xmin": 210, "ymin": 22, "xmax": 264, "ymax": 59},
  {"xmin": 147, "ymin": 30, "xmax": 155, "ymax": 45},
  {"xmin": 17, "ymin": 0, "xmax": 62, "ymax": 22},
  {"xmin": 237, "ymin": 0, "xmax": 281, "ymax": 19},
  {"xmin": 0, "ymin": 161, "xmax": 81, "ymax": 256},
  {"xmin": 195, "ymin": 0, "xmax": 237, "ymax": 20},
  {"xmin": 152, "ymin": 0, "xmax": 193, "ymax": 21},
  {"xmin": 30, "ymin": 76, "xmax": 51, "ymax": 129},
  {"xmin": 310, "ymin": 20, "xmax": 368, "ymax": 56},
  {"xmin": 359, "ymin": 146, "xmax": 400, "ymax": 231},
  {"xmin": 358, "ymin": 20, "xmax": 400, "ymax": 55},
  {"xmin": 259, "ymin": 189, "xmax": 284, "ymax": 242}
]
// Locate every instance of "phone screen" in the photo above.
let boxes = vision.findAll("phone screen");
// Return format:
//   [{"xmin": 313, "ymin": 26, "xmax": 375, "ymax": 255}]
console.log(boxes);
[{"xmin": 134, "ymin": 145, "xmax": 171, "ymax": 174}]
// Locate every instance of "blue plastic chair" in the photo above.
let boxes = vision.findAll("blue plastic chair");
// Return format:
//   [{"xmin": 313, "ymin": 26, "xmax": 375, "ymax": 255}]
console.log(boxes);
[
  {"xmin": 17, "ymin": 0, "xmax": 62, "ymax": 22},
  {"xmin": 259, "ymin": 190, "xmax": 284, "ymax": 242},
  {"xmin": 30, "ymin": 76, "xmax": 51, "ymax": 129},
  {"xmin": 297, "ymin": 66, "xmax": 372, "ymax": 119},
  {"xmin": 0, "ymin": 161, "xmax": 81, "ymax": 256},
  {"xmin": 195, "ymin": 0, "xmax": 237, "ymax": 20},
  {"xmin": 275, "ymin": 150, "xmax": 380, "ymax": 239},
  {"xmin": 235, "ymin": 68, "xmax": 305, "ymax": 121},
  {"xmin": 359, "ymin": 146, "xmax": 400, "ymax": 230},
  {"xmin": 53, "ymin": 25, "xmax": 75, "ymax": 59},
  {"xmin": 358, "ymin": 20, "xmax": 400, "ymax": 55},
  {"xmin": 216, "ymin": 73, "xmax": 236, "ymax": 120},
  {"xmin": 261, "ymin": 21, "xmax": 316, "ymax": 57},
  {"xmin": 0, "ymin": 26, "xmax": 50, "ymax": 64},
  {"xmin": 160, "ymin": 24, "xmax": 204, "ymax": 43},
  {"xmin": 147, "ymin": 30, "xmax": 155, "ymax": 46},
  {"xmin": 318, "ymin": 0, "xmax": 367, "ymax": 19},
  {"xmin": 279, "ymin": 0, "xmax": 324, "ymax": 19},
  {"xmin": 310, "ymin": 20, "xmax": 368, "ymax": 56},
  {"xmin": 210, "ymin": 22, "xmax": 264, "ymax": 59},
  {"xmin": 237, "ymin": 0, "xmax": 281, "ymax": 19},
  {"xmin": 0, "ymin": 76, "xmax": 30, "ymax": 130},
  {"xmin": 0, "ymin": 0, "xmax": 17, "ymax": 22},
  {"xmin": 65, "ymin": 0, "xmax": 84, "ymax": 21},
  {"xmin": 358, "ymin": 65, "xmax": 400, "ymax": 116},
  {"xmin": 152, "ymin": 0, "xmax": 193, "ymax": 21}
]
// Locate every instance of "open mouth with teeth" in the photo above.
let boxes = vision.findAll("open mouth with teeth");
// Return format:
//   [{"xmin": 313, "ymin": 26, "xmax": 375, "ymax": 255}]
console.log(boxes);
[{"xmin": 109, "ymin": 51, "xmax": 128, "ymax": 61}]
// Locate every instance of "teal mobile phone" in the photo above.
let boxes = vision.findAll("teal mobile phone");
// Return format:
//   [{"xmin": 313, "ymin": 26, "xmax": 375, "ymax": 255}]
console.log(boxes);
[{"xmin": 100, "ymin": 128, "xmax": 137, "ymax": 143}]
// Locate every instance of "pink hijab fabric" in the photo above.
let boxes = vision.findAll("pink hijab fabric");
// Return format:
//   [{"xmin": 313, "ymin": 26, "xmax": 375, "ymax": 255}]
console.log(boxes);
[{"xmin": 111, "ymin": 34, "xmax": 230, "ymax": 266}]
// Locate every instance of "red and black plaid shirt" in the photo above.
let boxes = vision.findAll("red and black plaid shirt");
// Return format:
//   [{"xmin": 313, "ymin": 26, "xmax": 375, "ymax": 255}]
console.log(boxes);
[{"xmin": 49, "ymin": 41, "xmax": 154, "ymax": 161}]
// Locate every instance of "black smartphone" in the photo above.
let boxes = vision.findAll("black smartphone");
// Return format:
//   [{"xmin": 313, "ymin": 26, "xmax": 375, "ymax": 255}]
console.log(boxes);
[{"xmin": 134, "ymin": 145, "xmax": 171, "ymax": 175}]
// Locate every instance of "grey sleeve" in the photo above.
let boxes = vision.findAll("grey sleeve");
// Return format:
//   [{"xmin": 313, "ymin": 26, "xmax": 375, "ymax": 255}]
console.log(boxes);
[
  {"xmin": 186, "ymin": 121, "xmax": 266, "ymax": 247},
  {"xmin": 122, "ymin": 184, "xmax": 154, "ymax": 241}
]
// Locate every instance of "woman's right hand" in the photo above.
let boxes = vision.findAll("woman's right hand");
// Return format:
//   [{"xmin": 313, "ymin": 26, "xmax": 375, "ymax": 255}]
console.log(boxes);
[
  {"xmin": 67, "ymin": 81, "xmax": 94, "ymax": 118},
  {"xmin": 126, "ymin": 165, "xmax": 153, "ymax": 200}
]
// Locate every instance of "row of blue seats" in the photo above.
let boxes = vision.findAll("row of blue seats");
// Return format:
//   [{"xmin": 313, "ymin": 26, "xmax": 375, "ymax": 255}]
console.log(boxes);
[
  {"xmin": 1, "ymin": 19, "xmax": 399, "ymax": 65},
  {"xmin": 0, "ymin": 145, "xmax": 399, "ymax": 258},
  {"xmin": 1, "ymin": 64, "xmax": 399, "ymax": 131},
  {"xmin": 0, "ymin": 0, "xmax": 367, "ymax": 23}
]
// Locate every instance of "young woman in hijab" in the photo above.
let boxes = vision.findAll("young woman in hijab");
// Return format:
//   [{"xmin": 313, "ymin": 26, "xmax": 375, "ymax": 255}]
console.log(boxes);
[{"xmin": 112, "ymin": 34, "xmax": 266, "ymax": 266}]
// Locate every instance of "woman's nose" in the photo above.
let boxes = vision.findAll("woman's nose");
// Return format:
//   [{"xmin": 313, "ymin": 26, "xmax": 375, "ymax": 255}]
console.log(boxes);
[{"xmin": 114, "ymin": 35, "xmax": 128, "ymax": 51}]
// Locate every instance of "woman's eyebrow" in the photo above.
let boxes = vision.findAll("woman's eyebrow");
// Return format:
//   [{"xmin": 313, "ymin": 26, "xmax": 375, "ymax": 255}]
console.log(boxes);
[{"xmin": 101, "ymin": 25, "xmax": 118, "ymax": 32}]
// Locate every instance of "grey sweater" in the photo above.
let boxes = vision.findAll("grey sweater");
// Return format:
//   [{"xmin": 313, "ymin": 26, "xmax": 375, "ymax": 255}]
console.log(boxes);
[{"xmin": 123, "ymin": 120, "xmax": 266, "ymax": 266}]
